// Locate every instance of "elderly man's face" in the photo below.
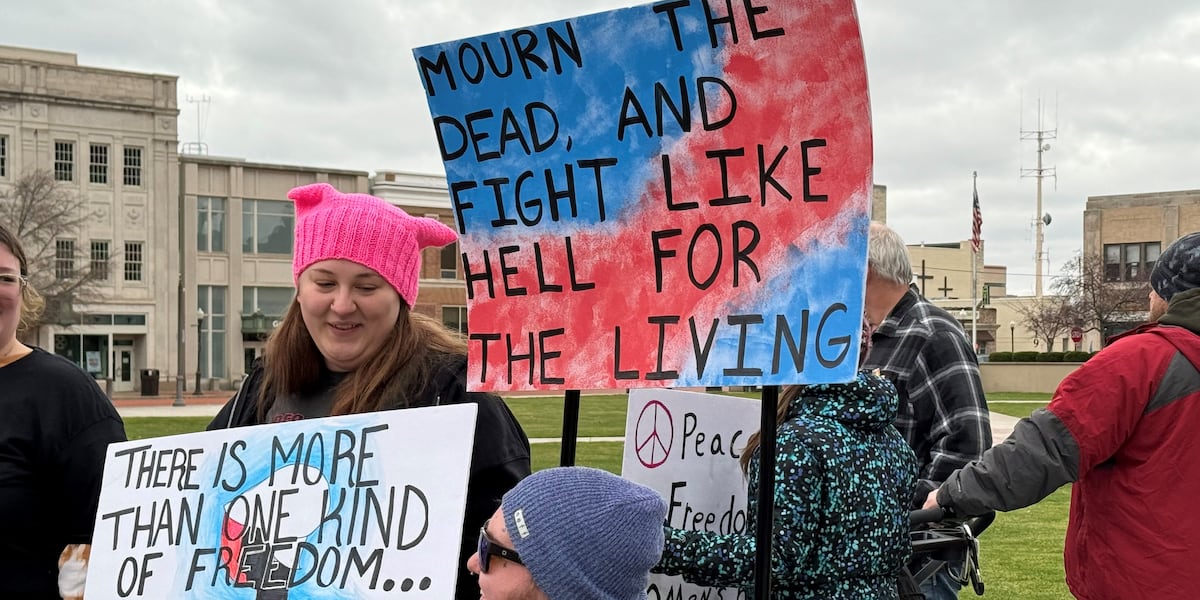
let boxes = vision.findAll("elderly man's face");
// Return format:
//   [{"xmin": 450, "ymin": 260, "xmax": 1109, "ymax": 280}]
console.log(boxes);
[
  {"xmin": 466, "ymin": 507, "xmax": 548, "ymax": 600},
  {"xmin": 1149, "ymin": 289, "xmax": 1170, "ymax": 322}
]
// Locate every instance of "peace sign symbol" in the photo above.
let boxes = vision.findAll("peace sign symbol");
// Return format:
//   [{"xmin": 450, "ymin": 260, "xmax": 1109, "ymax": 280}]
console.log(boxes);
[{"xmin": 634, "ymin": 400, "xmax": 674, "ymax": 468}]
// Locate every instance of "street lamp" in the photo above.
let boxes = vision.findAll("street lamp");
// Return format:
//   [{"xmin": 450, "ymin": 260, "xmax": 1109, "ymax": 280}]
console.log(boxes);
[
  {"xmin": 173, "ymin": 276, "xmax": 186, "ymax": 407},
  {"xmin": 195, "ymin": 307, "xmax": 206, "ymax": 395},
  {"xmin": 1009, "ymin": 320, "xmax": 1016, "ymax": 353}
]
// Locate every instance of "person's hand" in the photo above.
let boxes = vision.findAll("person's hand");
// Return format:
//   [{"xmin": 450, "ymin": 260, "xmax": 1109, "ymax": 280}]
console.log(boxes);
[
  {"xmin": 921, "ymin": 489, "xmax": 940, "ymax": 510},
  {"xmin": 58, "ymin": 544, "xmax": 90, "ymax": 600}
]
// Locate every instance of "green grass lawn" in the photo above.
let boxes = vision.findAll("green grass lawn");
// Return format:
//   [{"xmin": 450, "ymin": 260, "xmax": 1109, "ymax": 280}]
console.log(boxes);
[
  {"xmin": 986, "ymin": 392, "xmax": 1051, "ymax": 420},
  {"xmin": 531, "ymin": 441, "xmax": 625, "ymax": 473},
  {"xmin": 977, "ymin": 487, "xmax": 1070, "ymax": 599},
  {"xmin": 123, "ymin": 390, "xmax": 1073, "ymax": 599},
  {"xmin": 505, "ymin": 394, "xmax": 630, "ymax": 438},
  {"xmin": 124, "ymin": 416, "xmax": 213, "ymax": 440}
]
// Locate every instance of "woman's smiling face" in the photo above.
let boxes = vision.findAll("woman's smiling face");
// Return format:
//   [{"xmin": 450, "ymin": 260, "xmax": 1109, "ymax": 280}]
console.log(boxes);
[{"xmin": 296, "ymin": 259, "xmax": 402, "ymax": 372}]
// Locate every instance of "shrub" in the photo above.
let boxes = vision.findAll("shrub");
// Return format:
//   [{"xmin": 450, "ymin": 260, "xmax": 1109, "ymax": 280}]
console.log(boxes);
[
  {"xmin": 1036, "ymin": 352, "xmax": 1066, "ymax": 362},
  {"xmin": 1013, "ymin": 351, "xmax": 1040, "ymax": 362},
  {"xmin": 988, "ymin": 351, "xmax": 1013, "ymax": 362},
  {"xmin": 1063, "ymin": 351, "xmax": 1091, "ymax": 362}
]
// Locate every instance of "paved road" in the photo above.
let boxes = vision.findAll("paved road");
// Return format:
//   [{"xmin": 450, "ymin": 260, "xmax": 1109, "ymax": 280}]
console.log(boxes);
[{"xmin": 113, "ymin": 394, "xmax": 1024, "ymax": 446}]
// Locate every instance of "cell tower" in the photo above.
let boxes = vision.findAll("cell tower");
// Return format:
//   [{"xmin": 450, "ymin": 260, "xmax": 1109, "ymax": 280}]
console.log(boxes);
[
  {"xmin": 1020, "ymin": 97, "xmax": 1057, "ymax": 297},
  {"xmin": 181, "ymin": 94, "xmax": 211, "ymax": 155}
]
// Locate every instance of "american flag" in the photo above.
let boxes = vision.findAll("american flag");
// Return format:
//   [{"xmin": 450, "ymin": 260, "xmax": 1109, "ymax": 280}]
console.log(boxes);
[{"xmin": 970, "ymin": 184, "xmax": 982, "ymax": 254}]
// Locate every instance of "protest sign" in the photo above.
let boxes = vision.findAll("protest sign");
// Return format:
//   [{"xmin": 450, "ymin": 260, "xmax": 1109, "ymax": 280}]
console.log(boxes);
[
  {"xmin": 414, "ymin": 0, "xmax": 871, "ymax": 392},
  {"xmin": 85, "ymin": 405, "xmax": 478, "ymax": 599},
  {"xmin": 622, "ymin": 388, "xmax": 760, "ymax": 598}
]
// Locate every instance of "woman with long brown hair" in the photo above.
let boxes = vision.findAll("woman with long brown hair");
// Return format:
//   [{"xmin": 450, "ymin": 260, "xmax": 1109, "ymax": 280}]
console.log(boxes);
[
  {"xmin": 0, "ymin": 223, "xmax": 127, "ymax": 599},
  {"xmin": 208, "ymin": 183, "xmax": 531, "ymax": 600}
]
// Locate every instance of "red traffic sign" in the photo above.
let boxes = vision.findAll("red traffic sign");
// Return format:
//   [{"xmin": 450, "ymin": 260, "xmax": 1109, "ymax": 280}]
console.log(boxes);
[{"xmin": 1070, "ymin": 327, "xmax": 1083, "ymax": 343}]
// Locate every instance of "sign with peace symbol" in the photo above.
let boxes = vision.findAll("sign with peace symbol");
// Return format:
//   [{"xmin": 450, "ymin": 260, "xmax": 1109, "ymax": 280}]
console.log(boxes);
[{"xmin": 633, "ymin": 400, "xmax": 673, "ymax": 469}]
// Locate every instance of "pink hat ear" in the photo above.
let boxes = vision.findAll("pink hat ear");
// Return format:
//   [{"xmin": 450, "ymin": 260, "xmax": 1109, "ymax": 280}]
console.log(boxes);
[
  {"xmin": 287, "ymin": 183, "xmax": 338, "ymax": 216},
  {"xmin": 414, "ymin": 217, "xmax": 458, "ymax": 249}
]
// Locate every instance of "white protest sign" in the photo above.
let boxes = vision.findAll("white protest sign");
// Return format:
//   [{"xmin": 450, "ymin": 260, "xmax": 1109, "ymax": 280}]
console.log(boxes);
[
  {"xmin": 621, "ymin": 388, "xmax": 760, "ymax": 599},
  {"xmin": 86, "ymin": 404, "xmax": 478, "ymax": 599}
]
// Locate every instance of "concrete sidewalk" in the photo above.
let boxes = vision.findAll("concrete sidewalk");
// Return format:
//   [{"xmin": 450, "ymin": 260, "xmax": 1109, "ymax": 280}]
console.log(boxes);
[{"xmin": 111, "ymin": 390, "xmax": 228, "ymax": 417}]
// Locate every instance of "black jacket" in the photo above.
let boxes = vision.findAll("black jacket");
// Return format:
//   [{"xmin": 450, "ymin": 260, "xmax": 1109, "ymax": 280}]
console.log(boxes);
[{"xmin": 208, "ymin": 354, "xmax": 531, "ymax": 600}]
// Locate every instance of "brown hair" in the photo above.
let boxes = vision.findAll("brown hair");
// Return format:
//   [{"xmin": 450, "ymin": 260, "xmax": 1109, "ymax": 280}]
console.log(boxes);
[
  {"xmin": 738, "ymin": 384, "xmax": 804, "ymax": 474},
  {"xmin": 0, "ymin": 223, "xmax": 45, "ymax": 333},
  {"xmin": 738, "ymin": 319, "xmax": 875, "ymax": 473},
  {"xmin": 257, "ymin": 299, "xmax": 468, "ymax": 419}
]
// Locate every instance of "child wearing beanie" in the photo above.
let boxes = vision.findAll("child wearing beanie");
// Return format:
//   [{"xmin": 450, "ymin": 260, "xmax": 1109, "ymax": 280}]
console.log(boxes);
[
  {"xmin": 469, "ymin": 467, "xmax": 667, "ymax": 600},
  {"xmin": 208, "ymin": 183, "xmax": 532, "ymax": 600}
]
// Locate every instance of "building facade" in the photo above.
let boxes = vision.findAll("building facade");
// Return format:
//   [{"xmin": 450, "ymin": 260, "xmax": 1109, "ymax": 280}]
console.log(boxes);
[
  {"xmin": 1084, "ymin": 189, "xmax": 1200, "ymax": 285},
  {"xmin": 0, "ymin": 45, "xmax": 179, "ymax": 392},
  {"xmin": 370, "ymin": 170, "xmax": 467, "ymax": 332},
  {"xmin": 1082, "ymin": 188, "xmax": 1200, "ymax": 339},
  {"xmin": 905, "ymin": 240, "xmax": 1010, "ymax": 354},
  {"xmin": 180, "ymin": 155, "xmax": 370, "ymax": 387},
  {"xmin": 0, "ymin": 46, "xmax": 472, "ymax": 391},
  {"xmin": 181, "ymin": 162, "xmax": 471, "ymax": 388}
]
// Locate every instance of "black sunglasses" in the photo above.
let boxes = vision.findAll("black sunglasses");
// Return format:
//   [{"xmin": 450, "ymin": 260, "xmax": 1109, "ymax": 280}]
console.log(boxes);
[{"xmin": 478, "ymin": 520, "xmax": 523, "ymax": 573}]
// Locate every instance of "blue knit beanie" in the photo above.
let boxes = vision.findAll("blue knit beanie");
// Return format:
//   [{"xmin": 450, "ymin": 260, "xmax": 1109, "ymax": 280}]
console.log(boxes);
[
  {"xmin": 1151, "ymin": 232, "xmax": 1200, "ymax": 301},
  {"xmin": 501, "ymin": 467, "xmax": 666, "ymax": 600}
]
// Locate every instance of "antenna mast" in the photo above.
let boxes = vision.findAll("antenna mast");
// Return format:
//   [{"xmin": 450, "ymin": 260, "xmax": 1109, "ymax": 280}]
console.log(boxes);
[
  {"xmin": 1020, "ymin": 97, "xmax": 1057, "ymax": 297},
  {"xmin": 182, "ymin": 94, "xmax": 211, "ymax": 155}
]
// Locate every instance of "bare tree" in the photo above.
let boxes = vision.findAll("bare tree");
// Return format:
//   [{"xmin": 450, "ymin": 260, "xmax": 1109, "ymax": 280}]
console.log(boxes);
[
  {"xmin": 1014, "ymin": 295, "xmax": 1077, "ymax": 351},
  {"xmin": 1052, "ymin": 254, "xmax": 1147, "ymax": 346},
  {"xmin": 0, "ymin": 169, "xmax": 105, "ymax": 337}
]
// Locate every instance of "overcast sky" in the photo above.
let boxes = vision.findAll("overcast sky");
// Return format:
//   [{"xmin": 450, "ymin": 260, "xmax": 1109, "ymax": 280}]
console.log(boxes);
[{"xmin": 6, "ymin": 0, "xmax": 1199, "ymax": 295}]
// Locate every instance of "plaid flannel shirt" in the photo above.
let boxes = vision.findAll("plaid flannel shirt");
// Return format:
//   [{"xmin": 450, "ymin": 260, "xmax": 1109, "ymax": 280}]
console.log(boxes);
[{"xmin": 863, "ymin": 288, "xmax": 991, "ymax": 506}]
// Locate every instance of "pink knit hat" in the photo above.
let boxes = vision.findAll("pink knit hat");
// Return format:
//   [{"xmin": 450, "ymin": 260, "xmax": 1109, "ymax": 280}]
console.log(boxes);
[{"xmin": 289, "ymin": 183, "xmax": 457, "ymax": 306}]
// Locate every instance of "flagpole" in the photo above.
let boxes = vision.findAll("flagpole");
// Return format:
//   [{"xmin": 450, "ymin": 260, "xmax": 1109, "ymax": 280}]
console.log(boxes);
[{"xmin": 971, "ymin": 171, "xmax": 979, "ymax": 354}]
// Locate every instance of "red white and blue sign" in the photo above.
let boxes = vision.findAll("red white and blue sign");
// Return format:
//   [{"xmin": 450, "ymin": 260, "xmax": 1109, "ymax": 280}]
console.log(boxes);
[{"xmin": 414, "ymin": 0, "xmax": 871, "ymax": 391}]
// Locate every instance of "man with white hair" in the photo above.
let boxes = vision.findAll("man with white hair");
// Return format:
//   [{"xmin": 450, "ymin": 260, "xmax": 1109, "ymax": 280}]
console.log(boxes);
[{"xmin": 861, "ymin": 221, "xmax": 991, "ymax": 600}]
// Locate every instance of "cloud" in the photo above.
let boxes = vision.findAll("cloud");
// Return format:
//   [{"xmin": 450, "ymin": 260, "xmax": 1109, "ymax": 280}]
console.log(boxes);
[{"xmin": 5, "ymin": 0, "xmax": 1198, "ymax": 294}]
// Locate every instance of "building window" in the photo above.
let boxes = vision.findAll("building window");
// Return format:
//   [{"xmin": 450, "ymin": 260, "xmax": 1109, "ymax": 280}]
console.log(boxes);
[
  {"xmin": 90, "ymin": 240, "xmax": 109, "ymax": 281},
  {"xmin": 83, "ymin": 314, "xmax": 114, "ymax": 325},
  {"xmin": 442, "ymin": 306, "xmax": 468, "ymax": 334},
  {"xmin": 89, "ymin": 143, "xmax": 109, "ymax": 184},
  {"xmin": 198, "ymin": 285, "xmax": 227, "ymax": 379},
  {"xmin": 1103, "ymin": 242, "xmax": 1161, "ymax": 282},
  {"xmin": 242, "ymin": 199, "xmax": 294, "ymax": 254},
  {"xmin": 197, "ymin": 196, "xmax": 227, "ymax": 252},
  {"xmin": 54, "ymin": 141, "xmax": 74, "ymax": 182},
  {"xmin": 440, "ymin": 242, "xmax": 458, "ymax": 279},
  {"xmin": 124, "ymin": 241, "xmax": 143, "ymax": 281},
  {"xmin": 242, "ymin": 286, "xmax": 295, "ymax": 317},
  {"xmin": 55, "ymin": 239, "xmax": 75, "ymax": 280},
  {"xmin": 1145, "ymin": 242, "xmax": 1162, "ymax": 279},
  {"xmin": 123, "ymin": 146, "xmax": 142, "ymax": 186},
  {"xmin": 0, "ymin": 135, "xmax": 7, "ymax": 178}
]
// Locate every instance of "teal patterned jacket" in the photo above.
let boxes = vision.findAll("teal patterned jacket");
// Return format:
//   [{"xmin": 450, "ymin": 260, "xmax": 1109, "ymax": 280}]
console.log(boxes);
[{"xmin": 656, "ymin": 371, "xmax": 917, "ymax": 599}]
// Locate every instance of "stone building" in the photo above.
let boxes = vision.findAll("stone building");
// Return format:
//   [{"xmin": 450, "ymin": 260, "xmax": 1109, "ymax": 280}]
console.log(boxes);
[
  {"xmin": 1083, "ymin": 188, "xmax": 1200, "ymax": 338},
  {"xmin": 180, "ymin": 155, "xmax": 370, "ymax": 385},
  {"xmin": 0, "ymin": 45, "xmax": 471, "ymax": 391},
  {"xmin": 181, "ymin": 162, "xmax": 470, "ymax": 386},
  {"xmin": 0, "ymin": 45, "xmax": 179, "ymax": 392}
]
